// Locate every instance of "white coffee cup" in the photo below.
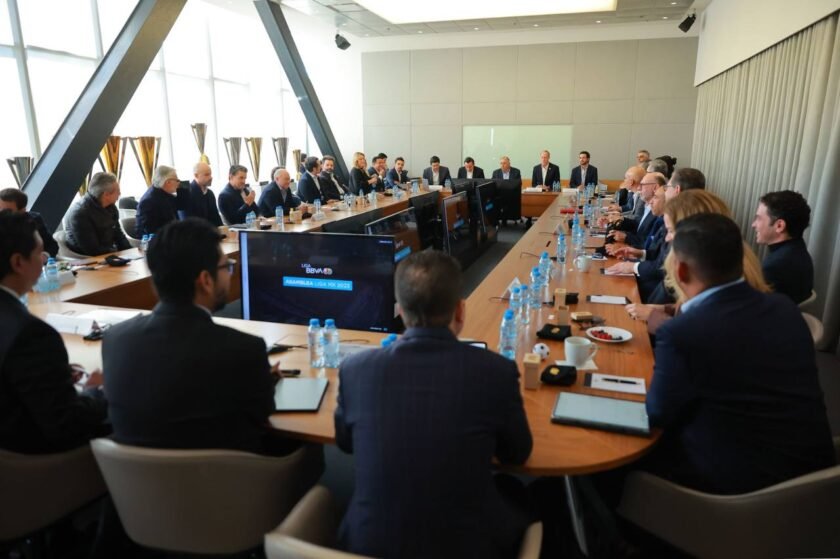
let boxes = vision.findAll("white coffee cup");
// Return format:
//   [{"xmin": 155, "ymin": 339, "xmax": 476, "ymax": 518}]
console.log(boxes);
[
  {"xmin": 565, "ymin": 336, "xmax": 598, "ymax": 367},
  {"xmin": 574, "ymin": 254, "xmax": 592, "ymax": 272}
]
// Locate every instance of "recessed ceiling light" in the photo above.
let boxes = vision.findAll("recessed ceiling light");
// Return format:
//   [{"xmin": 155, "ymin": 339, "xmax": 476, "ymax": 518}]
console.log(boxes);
[
  {"xmin": 662, "ymin": 16, "xmax": 668, "ymax": 19},
  {"xmin": 353, "ymin": 0, "xmax": 617, "ymax": 24},
  {"xmin": 533, "ymin": 23, "xmax": 539, "ymax": 27},
  {"xmin": 473, "ymin": 27, "xmax": 479, "ymax": 30},
  {"xmin": 417, "ymin": 30, "xmax": 423, "ymax": 33},
  {"xmin": 365, "ymin": 33, "xmax": 369, "ymax": 36},
  {"xmin": 596, "ymin": 20, "xmax": 601, "ymax": 23},
  {"xmin": 670, "ymin": 1, "xmax": 677, "ymax": 4}
]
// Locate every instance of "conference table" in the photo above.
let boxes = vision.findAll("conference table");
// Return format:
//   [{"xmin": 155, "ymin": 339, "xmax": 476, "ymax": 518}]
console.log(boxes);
[{"xmin": 30, "ymin": 190, "xmax": 657, "ymax": 554}]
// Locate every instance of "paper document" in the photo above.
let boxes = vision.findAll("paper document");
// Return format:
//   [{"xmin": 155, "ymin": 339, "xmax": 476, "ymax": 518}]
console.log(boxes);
[
  {"xmin": 556, "ymin": 359, "xmax": 598, "ymax": 371},
  {"xmin": 600, "ymin": 269, "xmax": 635, "ymax": 278},
  {"xmin": 588, "ymin": 295, "xmax": 630, "ymax": 305},
  {"xmin": 585, "ymin": 373, "xmax": 646, "ymax": 395},
  {"xmin": 45, "ymin": 314, "xmax": 95, "ymax": 336},
  {"xmin": 77, "ymin": 309, "xmax": 142, "ymax": 327}
]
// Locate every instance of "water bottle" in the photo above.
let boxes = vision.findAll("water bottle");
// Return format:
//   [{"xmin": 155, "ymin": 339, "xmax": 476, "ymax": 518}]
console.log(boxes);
[
  {"xmin": 314, "ymin": 198, "xmax": 322, "ymax": 214},
  {"xmin": 539, "ymin": 251, "xmax": 552, "ymax": 282},
  {"xmin": 498, "ymin": 309, "xmax": 517, "ymax": 360},
  {"xmin": 33, "ymin": 269, "xmax": 50, "ymax": 293},
  {"xmin": 529, "ymin": 268, "xmax": 543, "ymax": 309},
  {"xmin": 245, "ymin": 211, "xmax": 256, "ymax": 229},
  {"xmin": 444, "ymin": 178, "xmax": 451, "ymax": 188},
  {"xmin": 411, "ymin": 180, "xmax": 419, "ymax": 194},
  {"xmin": 323, "ymin": 319, "xmax": 340, "ymax": 367},
  {"xmin": 308, "ymin": 319, "xmax": 324, "ymax": 368},
  {"xmin": 509, "ymin": 286, "xmax": 522, "ymax": 322},
  {"xmin": 140, "ymin": 234, "xmax": 150, "ymax": 253},
  {"xmin": 552, "ymin": 180, "xmax": 560, "ymax": 193},
  {"xmin": 380, "ymin": 333, "xmax": 398, "ymax": 348},
  {"xmin": 45, "ymin": 258, "xmax": 60, "ymax": 292},
  {"xmin": 518, "ymin": 285, "xmax": 531, "ymax": 325},
  {"xmin": 275, "ymin": 206, "xmax": 285, "ymax": 231},
  {"xmin": 557, "ymin": 232, "xmax": 567, "ymax": 265}
]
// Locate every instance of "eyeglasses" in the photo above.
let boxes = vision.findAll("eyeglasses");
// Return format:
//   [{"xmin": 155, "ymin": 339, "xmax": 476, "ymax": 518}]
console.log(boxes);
[{"xmin": 218, "ymin": 259, "xmax": 236, "ymax": 274}]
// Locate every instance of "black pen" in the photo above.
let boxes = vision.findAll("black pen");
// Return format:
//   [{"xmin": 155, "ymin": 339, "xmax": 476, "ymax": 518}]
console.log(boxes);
[{"xmin": 602, "ymin": 377, "xmax": 638, "ymax": 385}]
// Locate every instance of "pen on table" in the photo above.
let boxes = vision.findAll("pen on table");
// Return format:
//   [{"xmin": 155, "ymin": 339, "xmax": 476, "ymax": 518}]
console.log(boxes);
[{"xmin": 602, "ymin": 377, "xmax": 639, "ymax": 385}]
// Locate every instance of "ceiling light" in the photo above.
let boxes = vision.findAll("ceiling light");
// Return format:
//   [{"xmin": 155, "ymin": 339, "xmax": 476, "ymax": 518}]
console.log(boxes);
[
  {"xmin": 678, "ymin": 13, "xmax": 696, "ymax": 32},
  {"xmin": 533, "ymin": 23, "xmax": 539, "ymax": 27},
  {"xmin": 335, "ymin": 33, "xmax": 351, "ymax": 50},
  {"xmin": 417, "ymin": 30, "xmax": 423, "ymax": 33},
  {"xmin": 353, "ymin": 0, "xmax": 617, "ymax": 24},
  {"xmin": 596, "ymin": 20, "xmax": 601, "ymax": 23},
  {"xmin": 670, "ymin": 1, "xmax": 677, "ymax": 4},
  {"xmin": 662, "ymin": 16, "xmax": 668, "ymax": 19},
  {"xmin": 473, "ymin": 27, "xmax": 479, "ymax": 30}
]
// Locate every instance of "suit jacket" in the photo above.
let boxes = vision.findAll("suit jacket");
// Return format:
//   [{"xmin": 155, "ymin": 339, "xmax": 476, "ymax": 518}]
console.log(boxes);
[
  {"xmin": 136, "ymin": 187, "xmax": 178, "ymax": 237},
  {"xmin": 636, "ymin": 223, "xmax": 668, "ymax": 303},
  {"xmin": 0, "ymin": 289, "xmax": 108, "ymax": 453},
  {"xmin": 183, "ymin": 181, "xmax": 223, "ymax": 227},
  {"xmin": 218, "ymin": 184, "xmax": 259, "ymax": 225},
  {"xmin": 319, "ymin": 171, "xmax": 348, "ymax": 201},
  {"xmin": 422, "ymin": 166, "xmax": 452, "ymax": 186},
  {"xmin": 624, "ymin": 206, "xmax": 658, "ymax": 248},
  {"xmin": 646, "ymin": 282, "xmax": 835, "ymax": 494},
  {"xmin": 65, "ymin": 193, "xmax": 132, "ymax": 255},
  {"xmin": 620, "ymin": 190, "xmax": 638, "ymax": 213},
  {"xmin": 297, "ymin": 172, "xmax": 328, "ymax": 204},
  {"xmin": 103, "ymin": 302, "xmax": 276, "ymax": 453},
  {"xmin": 385, "ymin": 168, "xmax": 408, "ymax": 189},
  {"xmin": 29, "ymin": 212, "xmax": 58, "ymax": 257},
  {"xmin": 621, "ymin": 193, "xmax": 645, "ymax": 222},
  {"xmin": 614, "ymin": 187, "xmax": 629, "ymax": 208},
  {"xmin": 531, "ymin": 163, "xmax": 561, "ymax": 188},
  {"xmin": 491, "ymin": 167, "xmax": 521, "ymax": 181},
  {"xmin": 258, "ymin": 181, "xmax": 302, "ymax": 216},
  {"xmin": 568, "ymin": 165, "xmax": 598, "ymax": 188},
  {"xmin": 349, "ymin": 167, "xmax": 373, "ymax": 195},
  {"xmin": 335, "ymin": 327, "xmax": 532, "ymax": 558},
  {"xmin": 762, "ymin": 238, "xmax": 814, "ymax": 304},
  {"xmin": 456, "ymin": 166, "xmax": 485, "ymax": 179}
]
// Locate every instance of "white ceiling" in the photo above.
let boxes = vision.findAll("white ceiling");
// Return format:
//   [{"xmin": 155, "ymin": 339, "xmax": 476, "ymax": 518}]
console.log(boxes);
[{"xmin": 279, "ymin": 0, "xmax": 698, "ymax": 38}]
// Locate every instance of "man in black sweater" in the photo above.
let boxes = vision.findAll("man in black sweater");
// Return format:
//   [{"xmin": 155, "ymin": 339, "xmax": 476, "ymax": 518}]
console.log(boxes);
[
  {"xmin": 752, "ymin": 190, "xmax": 814, "ymax": 303},
  {"xmin": 183, "ymin": 162, "xmax": 223, "ymax": 227},
  {"xmin": 65, "ymin": 172, "xmax": 132, "ymax": 256}
]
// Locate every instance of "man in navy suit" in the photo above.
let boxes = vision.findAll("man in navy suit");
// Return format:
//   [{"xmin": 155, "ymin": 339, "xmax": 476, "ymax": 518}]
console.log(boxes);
[
  {"xmin": 297, "ymin": 156, "xmax": 328, "ymax": 204},
  {"xmin": 217, "ymin": 165, "xmax": 259, "ymax": 225},
  {"xmin": 258, "ymin": 168, "xmax": 301, "ymax": 217},
  {"xmin": 491, "ymin": 156, "xmax": 521, "ymax": 181},
  {"xmin": 644, "ymin": 214, "xmax": 835, "ymax": 494},
  {"xmin": 456, "ymin": 156, "xmax": 485, "ymax": 179},
  {"xmin": 491, "ymin": 156, "xmax": 522, "ymax": 226},
  {"xmin": 385, "ymin": 156, "xmax": 409, "ymax": 189},
  {"xmin": 183, "ymin": 162, "xmax": 223, "ymax": 227},
  {"xmin": 136, "ymin": 165, "xmax": 179, "ymax": 237},
  {"xmin": 422, "ymin": 155, "xmax": 451, "ymax": 186},
  {"xmin": 319, "ymin": 156, "xmax": 349, "ymax": 201},
  {"xmin": 568, "ymin": 150, "xmax": 598, "ymax": 189},
  {"xmin": 531, "ymin": 149, "xmax": 561, "ymax": 189},
  {"xmin": 335, "ymin": 251, "xmax": 533, "ymax": 558}
]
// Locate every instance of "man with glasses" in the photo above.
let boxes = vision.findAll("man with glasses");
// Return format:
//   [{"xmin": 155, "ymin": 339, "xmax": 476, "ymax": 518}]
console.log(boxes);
[{"xmin": 136, "ymin": 165, "xmax": 180, "ymax": 237}]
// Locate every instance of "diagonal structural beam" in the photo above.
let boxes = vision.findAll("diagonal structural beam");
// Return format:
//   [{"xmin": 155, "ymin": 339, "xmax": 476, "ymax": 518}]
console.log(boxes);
[
  {"xmin": 254, "ymin": 0, "xmax": 349, "ymax": 183},
  {"xmin": 27, "ymin": 0, "xmax": 187, "ymax": 230}
]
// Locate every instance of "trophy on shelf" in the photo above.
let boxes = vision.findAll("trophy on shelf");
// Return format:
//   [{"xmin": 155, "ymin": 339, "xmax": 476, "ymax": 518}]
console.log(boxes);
[
  {"xmin": 98, "ymin": 135, "xmax": 127, "ymax": 180},
  {"xmin": 292, "ymin": 148, "xmax": 302, "ymax": 182},
  {"xmin": 245, "ymin": 137, "xmax": 262, "ymax": 183},
  {"xmin": 272, "ymin": 137, "xmax": 289, "ymax": 169},
  {"xmin": 129, "ymin": 136, "xmax": 161, "ymax": 187},
  {"xmin": 6, "ymin": 156, "xmax": 34, "ymax": 189},
  {"xmin": 223, "ymin": 137, "xmax": 242, "ymax": 167},
  {"xmin": 191, "ymin": 123, "xmax": 210, "ymax": 164}
]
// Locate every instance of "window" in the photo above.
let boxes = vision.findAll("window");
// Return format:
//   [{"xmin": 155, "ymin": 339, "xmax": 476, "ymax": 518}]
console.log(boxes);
[
  {"xmin": 162, "ymin": 1, "xmax": 211, "ymax": 79},
  {"xmin": 0, "ymin": 3, "xmax": 13, "ymax": 45},
  {"xmin": 97, "ymin": 0, "xmax": 139, "ymax": 54},
  {"xmin": 166, "ymin": 74, "xmax": 216, "ymax": 177},
  {"xmin": 18, "ymin": 0, "xmax": 96, "ymax": 56},
  {"xmin": 0, "ymin": 56, "xmax": 31, "ymax": 188}
]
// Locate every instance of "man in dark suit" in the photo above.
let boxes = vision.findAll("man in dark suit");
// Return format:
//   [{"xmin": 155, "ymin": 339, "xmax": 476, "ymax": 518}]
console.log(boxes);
[
  {"xmin": 751, "ymin": 190, "xmax": 814, "ymax": 304},
  {"xmin": 319, "ymin": 155, "xmax": 349, "ymax": 201},
  {"xmin": 103, "ymin": 219, "xmax": 313, "ymax": 461},
  {"xmin": 456, "ymin": 156, "xmax": 485, "ymax": 180},
  {"xmin": 367, "ymin": 153, "xmax": 388, "ymax": 184},
  {"xmin": 491, "ymin": 156, "xmax": 523, "ymax": 226},
  {"xmin": 665, "ymin": 167, "xmax": 705, "ymax": 200},
  {"xmin": 0, "ymin": 212, "xmax": 108, "ymax": 453},
  {"xmin": 63, "ymin": 172, "xmax": 132, "ymax": 256},
  {"xmin": 385, "ymin": 156, "xmax": 409, "ymax": 189},
  {"xmin": 0, "ymin": 188, "xmax": 59, "ymax": 258},
  {"xmin": 296, "ymin": 156, "xmax": 329, "ymax": 204},
  {"xmin": 259, "ymin": 168, "xmax": 302, "ymax": 216},
  {"xmin": 217, "ymin": 164, "xmax": 259, "ymax": 225},
  {"xmin": 491, "ymin": 156, "xmax": 521, "ymax": 181},
  {"xmin": 569, "ymin": 150, "xmax": 599, "ymax": 189},
  {"xmin": 183, "ymin": 162, "xmax": 222, "ymax": 227},
  {"xmin": 335, "ymin": 251, "xmax": 533, "ymax": 558},
  {"xmin": 136, "ymin": 165, "xmax": 180, "ymax": 237},
  {"xmin": 644, "ymin": 214, "xmax": 835, "ymax": 494},
  {"xmin": 422, "ymin": 155, "xmax": 451, "ymax": 186},
  {"xmin": 531, "ymin": 149, "xmax": 561, "ymax": 189}
]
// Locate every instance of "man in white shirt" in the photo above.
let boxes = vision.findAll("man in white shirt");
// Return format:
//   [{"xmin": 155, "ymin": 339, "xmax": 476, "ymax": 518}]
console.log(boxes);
[
  {"xmin": 530, "ymin": 150, "xmax": 560, "ymax": 189},
  {"xmin": 422, "ymin": 156, "xmax": 451, "ymax": 186}
]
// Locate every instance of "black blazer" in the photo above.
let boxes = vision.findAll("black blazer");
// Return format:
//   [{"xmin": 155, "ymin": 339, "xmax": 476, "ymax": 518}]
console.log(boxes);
[
  {"xmin": 218, "ymin": 184, "xmax": 259, "ymax": 224},
  {"xmin": 103, "ymin": 302, "xmax": 276, "ymax": 453},
  {"xmin": 65, "ymin": 193, "xmax": 131, "ymax": 255},
  {"xmin": 646, "ymin": 282, "xmax": 836, "ymax": 494},
  {"xmin": 384, "ymin": 168, "xmax": 408, "ymax": 189},
  {"xmin": 297, "ymin": 172, "xmax": 327, "ymax": 204},
  {"xmin": 136, "ymin": 187, "xmax": 178, "ymax": 237},
  {"xmin": 569, "ymin": 165, "xmax": 598, "ymax": 188},
  {"xmin": 0, "ymin": 290, "xmax": 108, "ymax": 453},
  {"xmin": 762, "ymin": 238, "xmax": 814, "ymax": 304},
  {"xmin": 183, "ymin": 181, "xmax": 223, "ymax": 227},
  {"xmin": 456, "ymin": 166, "xmax": 485, "ymax": 179},
  {"xmin": 531, "ymin": 163, "xmax": 561, "ymax": 187},
  {"xmin": 319, "ymin": 171, "xmax": 349, "ymax": 201},
  {"xmin": 29, "ymin": 212, "xmax": 58, "ymax": 257},
  {"xmin": 258, "ymin": 182, "xmax": 302, "ymax": 216},
  {"xmin": 349, "ymin": 167, "xmax": 375, "ymax": 195},
  {"xmin": 491, "ymin": 167, "xmax": 521, "ymax": 180},
  {"xmin": 624, "ymin": 207, "xmax": 659, "ymax": 248},
  {"xmin": 421, "ymin": 166, "xmax": 451, "ymax": 186},
  {"xmin": 335, "ymin": 327, "xmax": 532, "ymax": 558}
]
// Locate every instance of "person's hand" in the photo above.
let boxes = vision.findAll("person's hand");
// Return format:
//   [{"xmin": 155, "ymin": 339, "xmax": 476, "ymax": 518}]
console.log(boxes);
[
  {"xmin": 243, "ymin": 190, "xmax": 256, "ymax": 205},
  {"xmin": 367, "ymin": 176, "xmax": 378, "ymax": 185},
  {"xmin": 614, "ymin": 246, "xmax": 642, "ymax": 260},
  {"xmin": 607, "ymin": 262, "xmax": 635, "ymax": 275},
  {"xmin": 83, "ymin": 369, "xmax": 104, "ymax": 389},
  {"xmin": 607, "ymin": 203, "xmax": 620, "ymax": 212},
  {"xmin": 270, "ymin": 361, "xmax": 282, "ymax": 377},
  {"xmin": 626, "ymin": 304, "xmax": 661, "ymax": 322},
  {"xmin": 611, "ymin": 231, "xmax": 627, "ymax": 243},
  {"xmin": 69, "ymin": 363, "xmax": 86, "ymax": 383},
  {"xmin": 605, "ymin": 243, "xmax": 626, "ymax": 256}
]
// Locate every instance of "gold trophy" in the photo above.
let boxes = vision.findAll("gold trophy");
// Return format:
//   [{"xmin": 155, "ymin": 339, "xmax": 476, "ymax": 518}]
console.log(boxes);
[
  {"xmin": 6, "ymin": 156, "xmax": 34, "ymax": 188},
  {"xmin": 292, "ymin": 148, "xmax": 302, "ymax": 182},
  {"xmin": 129, "ymin": 136, "xmax": 161, "ymax": 187},
  {"xmin": 272, "ymin": 137, "xmax": 289, "ymax": 169},
  {"xmin": 245, "ymin": 137, "xmax": 262, "ymax": 183},
  {"xmin": 223, "ymin": 137, "xmax": 242, "ymax": 167},
  {"xmin": 98, "ymin": 136, "xmax": 127, "ymax": 180},
  {"xmin": 191, "ymin": 123, "xmax": 210, "ymax": 164}
]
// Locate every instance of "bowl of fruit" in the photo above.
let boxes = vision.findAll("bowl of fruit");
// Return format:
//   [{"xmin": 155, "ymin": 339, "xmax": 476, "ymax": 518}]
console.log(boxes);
[{"xmin": 586, "ymin": 326, "xmax": 632, "ymax": 344}]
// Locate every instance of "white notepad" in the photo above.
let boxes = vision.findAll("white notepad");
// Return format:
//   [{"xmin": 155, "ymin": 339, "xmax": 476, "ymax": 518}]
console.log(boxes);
[
  {"xmin": 587, "ymin": 295, "xmax": 630, "ymax": 305},
  {"xmin": 584, "ymin": 373, "xmax": 646, "ymax": 395}
]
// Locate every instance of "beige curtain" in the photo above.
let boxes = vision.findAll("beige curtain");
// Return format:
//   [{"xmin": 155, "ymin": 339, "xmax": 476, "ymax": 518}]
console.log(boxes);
[{"xmin": 693, "ymin": 13, "xmax": 840, "ymax": 353}]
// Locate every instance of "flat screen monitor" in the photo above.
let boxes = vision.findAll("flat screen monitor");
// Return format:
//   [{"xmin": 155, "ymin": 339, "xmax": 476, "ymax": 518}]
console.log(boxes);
[
  {"xmin": 440, "ymin": 192, "xmax": 472, "ymax": 256},
  {"xmin": 364, "ymin": 207, "xmax": 423, "ymax": 261},
  {"xmin": 474, "ymin": 180, "xmax": 498, "ymax": 235},
  {"xmin": 240, "ymin": 231, "xmax": 396, "ymax": 332},
  {"xmin": 320, "ymin": 208, "xmax": 383, "ymax": 234}
]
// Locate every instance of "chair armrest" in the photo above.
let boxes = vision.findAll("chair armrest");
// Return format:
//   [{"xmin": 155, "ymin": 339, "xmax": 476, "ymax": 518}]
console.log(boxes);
[
  {"xmin": 517, "ymin": 522, "xmax": 543, "ymax": 559},
  {"xmin": 268, "ymin": 485, "xmax": 338, "ymax": 548}
]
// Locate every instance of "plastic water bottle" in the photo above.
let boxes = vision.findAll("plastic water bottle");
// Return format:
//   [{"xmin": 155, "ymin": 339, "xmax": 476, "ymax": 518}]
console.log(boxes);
[
  {"xmin": 509, "ymin": 287, "xmax": 522, "ymax": 327},
  {"xmin": 275, "ymin": 206, "xmax": 285, "ymax": 231},
  {"xmin": 314, "ymin": 198, "xmax": 322, "ymax": 214},
  {"xmin": 380, "ymin": 333, "xmax": 397, "ymax": 348},
  {"xmin": 529, "ymin": 268, "xmax": 543, "ymax": 309},
  {"xmin": 308, "ymin": 319, "xmax": 324, "ymax": 368},
  {"xmin": 444, "ymin": 178, "xmax": 451, "ymax": 188},
  {"xmin": 140, "ymin": 234, "xmax": 150, "ymax": 253},
  {"xmin": 411, "ymin": 180, "xmax": 419, "ymax": 194},
  {"xmin": 323, "ymin": 319, "xmax": 340, "ymax": 367},
  {"xmin": 499, "ymin": 309, "xmax": 517, "ymax": 360},
  {"xmin": 518, "ymin": 285, "xmax": 531, "ymax": 325},
  {"xmin": 45, "ymin": 258, "xmax": 60, "ymax": 292},
  {"xmin": 557, "ymin": 233, "xmax": 567, "ymax": 265},
  {"xmin": 245, "ymin": 211, "xmax": 257, "ymax": 229},
  {"xmin": 552, "ymin": 180, "xmax": 560, "ymax": 193},
  {"xmin": 539, "ymin": 251, "xmax": 552, "ymax": 282}
]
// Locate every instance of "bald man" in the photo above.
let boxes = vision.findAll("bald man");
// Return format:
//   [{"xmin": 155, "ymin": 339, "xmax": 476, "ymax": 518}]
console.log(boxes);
[
  {"xmin": 258, "ymin": 167, "xmax": 302, "ymax": 217},
  {"xmin": 184, "ymin": 162, "xmax": 223, "ymax": 227},
  {"xmin": 609, "ymin": 166, "xmax": 646, "ymax": 215}
]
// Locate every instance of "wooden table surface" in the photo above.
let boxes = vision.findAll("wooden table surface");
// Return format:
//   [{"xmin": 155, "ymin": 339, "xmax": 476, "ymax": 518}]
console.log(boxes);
[{"xmin": 35, "ymin": 193, "xmax": 657, "ymax": 476}]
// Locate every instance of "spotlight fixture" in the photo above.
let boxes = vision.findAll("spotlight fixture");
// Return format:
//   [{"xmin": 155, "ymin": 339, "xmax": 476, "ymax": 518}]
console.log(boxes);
[
  {"xmin": 678, "ymin": 13, "xmax": 696, "ymax": 33},
  {"xmin": 335, "ymin": 32, "xmax": 351, "ymax": 50}
]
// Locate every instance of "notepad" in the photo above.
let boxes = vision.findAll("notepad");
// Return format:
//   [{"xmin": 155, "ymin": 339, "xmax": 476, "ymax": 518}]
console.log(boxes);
[
  {"xmin": 551, "ymin": 392, "xmax": 650, "ymax": 436},
  {"xmin": 587, "ymin": 294, "xmax": 631, "ymax": 305},
  {"xmin": 584, "ymin": 373, "xmax": 646, "ymax": 395},
  {"xmin": 273, "ymin": 378, "xmax": 328, "ymax": 412},
  {"xmin": 600, "ymin": 269, "xmax": 635, "ymax": 278}
]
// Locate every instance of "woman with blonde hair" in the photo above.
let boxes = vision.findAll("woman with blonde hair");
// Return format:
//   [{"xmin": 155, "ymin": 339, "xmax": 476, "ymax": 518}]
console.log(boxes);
[
  {"xmin": 349, "ymin": 151, "xmax": 379, "ymax": 195},
  {"xmin": 626, "ymin": 190, "xmax": 769, "ymax": 332}
]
